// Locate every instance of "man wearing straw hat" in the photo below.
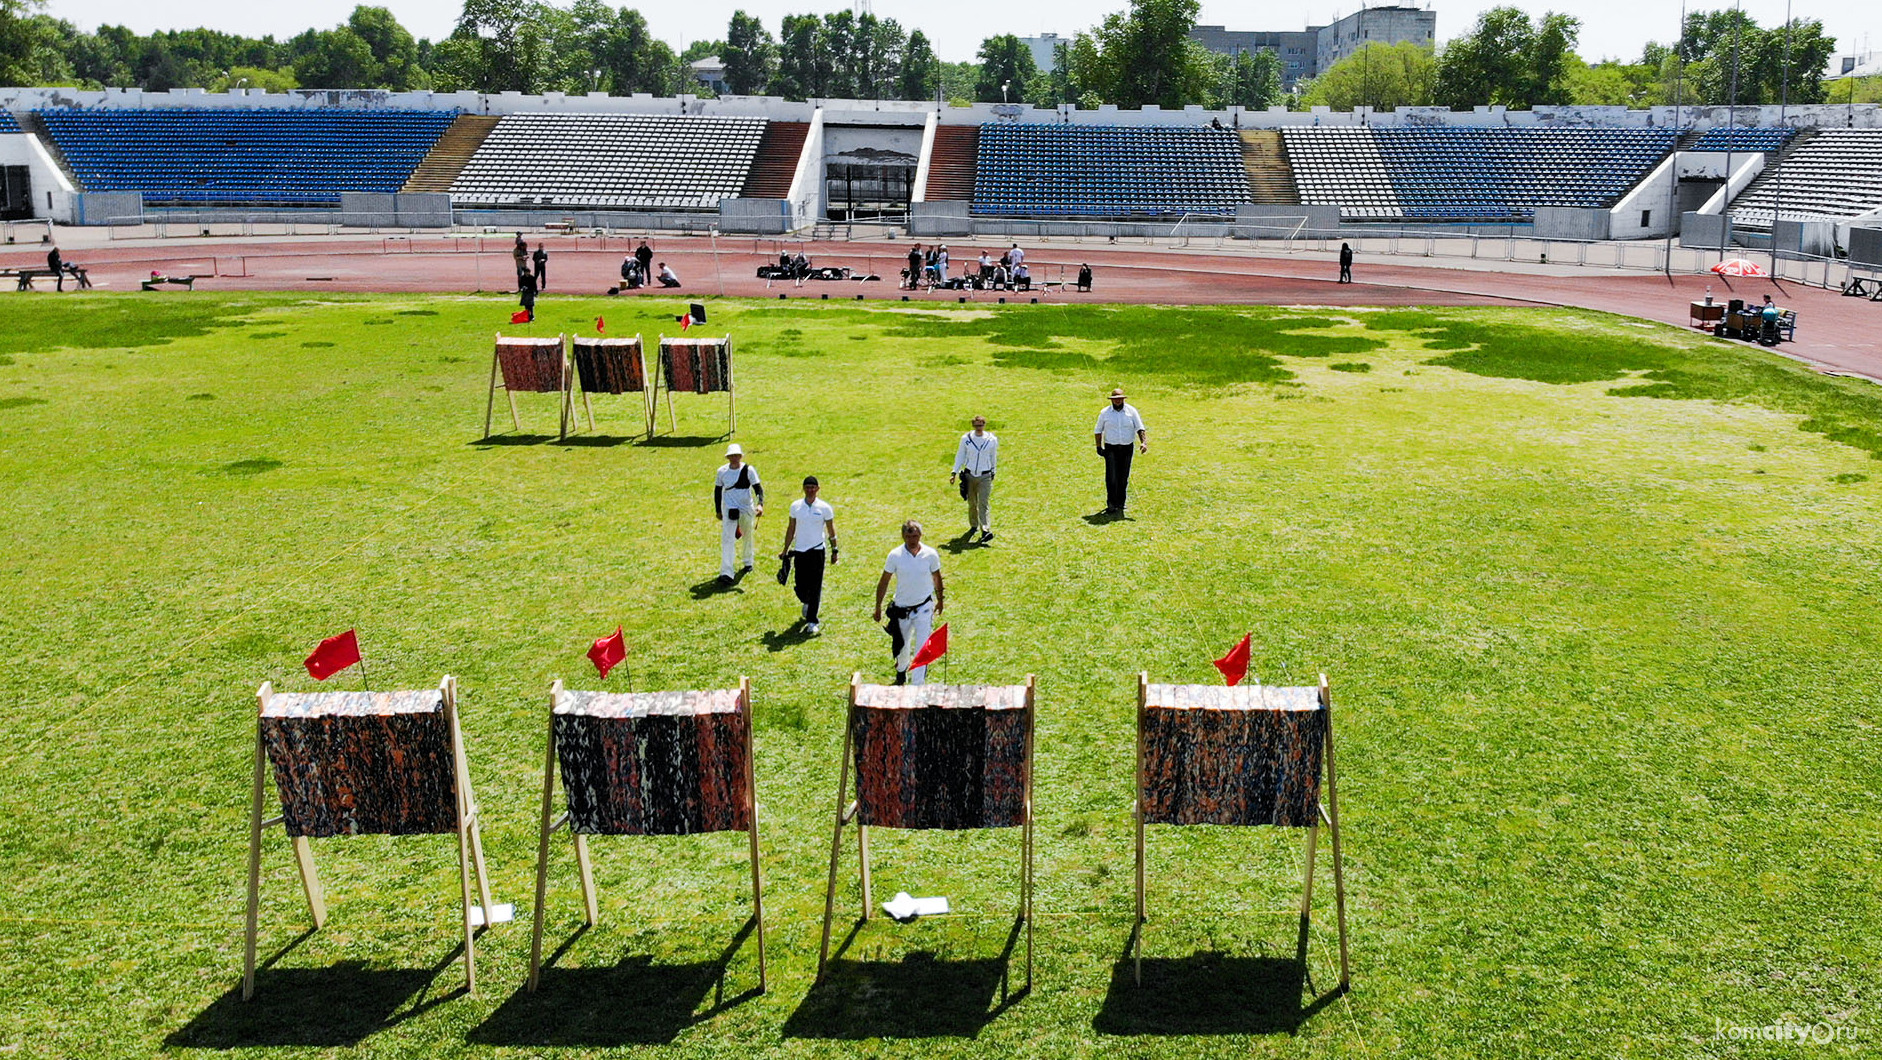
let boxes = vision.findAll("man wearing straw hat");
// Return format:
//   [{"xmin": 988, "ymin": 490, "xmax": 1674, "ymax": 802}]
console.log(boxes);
[
  {"xmin": 1094, "ymin": 387, "xmax": 1147, "ymax": 514},
  {"xmin": 714, "ymin": 443, "xmax": 765, "ymax": 585}
]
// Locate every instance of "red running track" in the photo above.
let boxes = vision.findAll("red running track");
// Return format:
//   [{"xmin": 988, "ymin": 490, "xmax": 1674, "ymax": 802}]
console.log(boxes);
[{"xmin": 12, "ymin": 235, "xmax": 1880, "ymax": 381}]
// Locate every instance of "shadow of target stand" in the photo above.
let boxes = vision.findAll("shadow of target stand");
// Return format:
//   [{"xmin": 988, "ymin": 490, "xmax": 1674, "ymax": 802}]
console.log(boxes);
[
  {"xmin": 1132, "ymin": 673, "xmax": 1351, "ymax": 991},
  {"xmin": 818, "ymin": 674, "xmax": 1036, "ymax": 989},
  {"xmin": 242, "ymin": 677, "xmax": 508, "ymax": 1000}
]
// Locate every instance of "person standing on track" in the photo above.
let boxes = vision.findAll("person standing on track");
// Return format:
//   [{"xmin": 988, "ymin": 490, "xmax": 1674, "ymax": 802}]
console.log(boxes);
[
  {"xmin": 532, "ymin": 243, "xmax": 548, "ymax": 291},
  {"xmin": 1339, "ymin": 242, "xmax": 1353, "ymax": 284},
  {"xmin": 635, "ymin": 240, "xmax": 654, "ymax": 283},
  {"xmin": 512, "ymin": 233, "xmax": 529, "ymax": 286},
  {"xmin": 1094, "ymin": 387, "xmax": 1147, "ymax": 515}
]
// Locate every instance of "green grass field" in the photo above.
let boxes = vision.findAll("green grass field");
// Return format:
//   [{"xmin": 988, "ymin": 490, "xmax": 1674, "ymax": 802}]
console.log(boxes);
[{"xmin": 1, "ymin": 294, "xmax": 1878, "ymax": 1058}]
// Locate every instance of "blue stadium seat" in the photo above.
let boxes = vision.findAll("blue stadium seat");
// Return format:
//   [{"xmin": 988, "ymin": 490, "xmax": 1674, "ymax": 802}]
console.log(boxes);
[{"xmin": 36, "ymin": 108, "xmax": 459, "ymax": 208}]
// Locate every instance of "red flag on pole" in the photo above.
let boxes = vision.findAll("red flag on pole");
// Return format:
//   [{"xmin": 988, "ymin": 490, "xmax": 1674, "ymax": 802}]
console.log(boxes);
[
  {"xmin": 910, "ymin": 624, "xmax": 949, "ymax": 669},
  {"xmin": 678, "ymin": 313, "xmax": 692, "ymax": 331},
  {"xmin": 595, "ymin": 315, "xmax": 605, "ymax": 334},
  {"xmin": 510, "ymin": 309, "xmax": 531, "ymax": 324},
  {"xmin": 304, "ymin": 629, "xmax": 362, "ymax": 681},
  {"xmin": 1212, "ymin": 633, "xmax": 1252, "ymax": 687},
  {"xmin": 587, "ymin": 626, "xmax": 627, "ymax": 679}
]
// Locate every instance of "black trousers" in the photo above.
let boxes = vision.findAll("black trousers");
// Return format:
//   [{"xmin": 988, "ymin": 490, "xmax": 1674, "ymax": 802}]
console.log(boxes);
[
  {"xmin": 792, "ymin": 546, "xmax": 827, "ymax": 621},
  {"xmin": 1103, "ymin": 444, "xmax": 1135, "ymax": 511},
  {"xmin": 1339, "ymin": 262, "xmax": 1352, "ymax": 283}
]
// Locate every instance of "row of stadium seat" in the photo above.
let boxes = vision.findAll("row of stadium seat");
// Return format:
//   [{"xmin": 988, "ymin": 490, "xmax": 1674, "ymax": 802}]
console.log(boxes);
[
  {"xmin": 451, "ymin": 113, "xmax": 766, "ymax": 212},
  {"xmin": 972, "ymin": 124, "xmax": 1250, "ymax": 218},
  {"xmin": 1730, "ymin": 129, "xmax": 1882, "ymax": 228},
  {"xmin": 37, "ymin": 108, "xmax": 456, "ymax": 206}
]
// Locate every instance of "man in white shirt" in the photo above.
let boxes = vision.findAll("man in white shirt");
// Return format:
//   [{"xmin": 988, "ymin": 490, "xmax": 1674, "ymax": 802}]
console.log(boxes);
[
  {"xmin": 713, "ymin": 443, "xmax": 764, "ymax": 583},
  {"xmin": 1007, "ymin": 243, "xmax": 1025, "ymax": 270},
  {"xmin": 658, "ymin": 262, "xmax": 682, "ymax": 288},
  {"xmin": 874, "ymin": 521, "xmax": 945, "ymax": 685},
  {"xmin": 1094, "ymin": 387, "xmax": 1147, "ymax": 514},
  {"xmin": 949, "ymin": 415, "xmax": 999, "ymax": 544},
  {"xmin": 778, "ymin": 476, "xmax": 838, "ymax": 634}
]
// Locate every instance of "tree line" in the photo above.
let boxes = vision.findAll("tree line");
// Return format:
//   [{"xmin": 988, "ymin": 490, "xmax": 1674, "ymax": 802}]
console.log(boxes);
[{"xmin": 0, "ymin": 0, "xmax": 1844, "ymax": 111}]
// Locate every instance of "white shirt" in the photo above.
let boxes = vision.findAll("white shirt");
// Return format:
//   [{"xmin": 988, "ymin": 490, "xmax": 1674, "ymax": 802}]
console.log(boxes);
[
  {"xmin": 661, "ymin": 265, "xmax": 679, "ymax": 283},
  {"xmin": 978, "ymin": 253, "xmax": 992, "ymax": 268},
  {"xmin": 715, "ymin": 462, "xmax": 760, "ymax": 515},
  {"xmin": 883, "ymin": 544, "xmax": 941, "ymax": 607},
  {"xmin": 953, "ymin": 431, "xmax": 999, "ymax": 475},
  {"xmin": 1008, "ymin": 246, "xmax": 1024, "ymax": 265},
  {"xmin": 789, "ymin": 497, "xmax": 835, "ymax": 551},
  {"xmin": 1096, "ymin": 403, "xmax": 1147, "ymax": 445}
]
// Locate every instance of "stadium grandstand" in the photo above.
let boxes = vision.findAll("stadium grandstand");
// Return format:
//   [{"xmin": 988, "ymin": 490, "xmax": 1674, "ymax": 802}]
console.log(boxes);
[
  {"xmin": 0, "ymin": 88, "xmax": 1876, "ymax": 254},
  {"xmin": 32, "ymin": 108, "xmax": 457, "ymax": 207}
]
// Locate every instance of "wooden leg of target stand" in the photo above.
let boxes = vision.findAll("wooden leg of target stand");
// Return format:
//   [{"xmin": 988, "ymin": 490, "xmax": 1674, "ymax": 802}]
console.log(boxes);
[
  {"xmin": 242, "ymin": 725, "xmax": 268, "ymax": 1001},
  {"xmin": 1322, "ymin": 674, "xmax": 1351, "ymax": 990},
  {"xmin": 741, "ymin": 678, "xmax": 766, "ymax": 993},
  {"xmin": 1298, "ymin": 820, "xmax": 1320, "ymax": 970},
  {"xmin": 528, "ymin": 694, "xmax": 559, "ymax": 992},
  {"xmin": 1133, "ymin": 671, "xmax": 1148, "ymax": 986},
  {"xmin": 818, "ymin": 680, "xmax": 859, "ymax": 975},
  {"xmin": 292, "ymin": 837, "xmax": 326, "ymax": 928},
  {"xmin": 483, "ymin": 349, "xmax": 500, "ymax": 439}
]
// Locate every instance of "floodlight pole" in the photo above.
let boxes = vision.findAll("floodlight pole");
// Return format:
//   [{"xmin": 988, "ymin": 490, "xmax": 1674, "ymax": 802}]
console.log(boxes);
[
  {"xmin": 1772, "ymin": 0, "xmax": 1791, "ymax": 278},
  {"xmin": 1664, "ymin": 0, "xmax": 1685, "ymax": 277}
]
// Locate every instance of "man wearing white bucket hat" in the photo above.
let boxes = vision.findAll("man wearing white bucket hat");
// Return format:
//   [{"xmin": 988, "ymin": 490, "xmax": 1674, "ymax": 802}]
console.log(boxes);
[
  {"xmin": 713, "ymin": 443, "xmax": 765, "ymax": 584},
  {"xmin": 1094, "ymin": 387, "xmax": 1147, "ymax": 514}
]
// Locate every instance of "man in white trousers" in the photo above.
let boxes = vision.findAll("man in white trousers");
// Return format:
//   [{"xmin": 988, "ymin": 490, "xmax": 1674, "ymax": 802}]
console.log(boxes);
[
  {"xmin": 713, "ymin": 443, "xmax": 764, "ymax": 584},
  {"xmin": 873, "ymin": 521, "xmax": 944, "ymax": 685},
  {"xmin": 949, "ymin": 415, "xmax": 999, "ymax": 543}
]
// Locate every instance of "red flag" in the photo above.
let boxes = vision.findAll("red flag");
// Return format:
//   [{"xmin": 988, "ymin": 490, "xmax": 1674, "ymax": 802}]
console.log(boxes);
[
  {"xmin": 910, "ymin": 624, "xmax": 949, "ymax": 669},
  {"xmin": 595, "ymin": 315, "xmax": 605, "ymax": 334},
  {"xmin": 1213, "ymin": 633, "xmax": 1252, "ymax": 687},
  {"xmin": 587, "ymin": 626, "xmax": 626, "ymax": 679},
  {"xmin": 304, "ymin": 629, "xmax": 361, "ymax": 681},
  {"xmin": 678, "ymin": 313, "xmax": 692, "ymax": 331},
  {"xmin": 511, "ymin": 309, "xmax": 531, "ymax": 324}
]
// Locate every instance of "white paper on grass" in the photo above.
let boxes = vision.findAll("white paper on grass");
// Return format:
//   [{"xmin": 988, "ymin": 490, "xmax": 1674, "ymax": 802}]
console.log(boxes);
[
  {"xmin": 469, "ymin": 903, "xmax": 515, "ymax": 927},
  {"xmin": 882, "ymin": 891, "xmax": 950, "ymax": 921}
]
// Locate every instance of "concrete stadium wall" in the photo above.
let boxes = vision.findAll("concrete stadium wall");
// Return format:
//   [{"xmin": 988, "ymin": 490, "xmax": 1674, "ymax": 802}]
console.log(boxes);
[
  {"xmin": 719, "ymin": 198, "xmax": 794, "ymax": 235},
  {"xmin": 69, "ymin": 191, "xmax": 141, "ymax": 225},
  {"xmin": 1849, "ymin": 227, "xmax": 1882, "ymax": 268},
  {"xmin": 1771, "ymin": 219, "xmax": 1838, "ymax": 258},
  {"xmin": 454, "ymin": 208, "xmax": 720, "ymax": 233},
  {"xmin": 4, "ymin": 86, "xmax": 1875, "ymax": 133},
  {"xmin": 1681, "ymin": 213, "xmax": 1729, "ymax": 249},
  {"xmin": 338, "ymin": 192, "xmax": 452, "ymax": 229},
  {"xmin": 1534, "ymin": 208, "xmax": 1612, "ymax": 241}
]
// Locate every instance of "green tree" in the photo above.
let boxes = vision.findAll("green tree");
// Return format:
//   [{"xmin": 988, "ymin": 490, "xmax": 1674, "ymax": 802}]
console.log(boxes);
[
  {"xmin": 293, "ymin": 28, "xmax": 375, "ymax": 88},
  {"xmin": 899, "ymin": 30, "xmax": 938, "ymax": 101},
  {"xmin": 1300, "ymin": 41, "xmax": 1435, "ymax": 110},
  {"xmin": 209, "ymin": 64, "xmax": 300, "ymax": 92},
  {"xmin": 974, "ymin": 34, "xmax": 1035, "ymax": 102},
  {"xmin": 347, "ymin": 6, "xmax": 425, "ymax": 89},
  {"xmin": 433, "ymin": 0, "xmax": 555, "ymax": 93},
  {"xmin": 771, "ymin": 13, "xmax": 817, "ymax": 99},
  {"xmin": 1433, "ymin": 7, "xmax": 1581, "ymax": 109},
  {"xmin": 722, "ymin": 10, "xmax": 774, "ymax": 95},
  {"xmin": 1220, "ymin": 47, "xmax": 1285, "ymax": 110}
]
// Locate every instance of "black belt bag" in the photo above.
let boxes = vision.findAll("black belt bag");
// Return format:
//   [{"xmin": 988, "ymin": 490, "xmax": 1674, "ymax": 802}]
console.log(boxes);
[{"xmin": 724, "ymin": 508, "xmax": 742, "ymax": 519}]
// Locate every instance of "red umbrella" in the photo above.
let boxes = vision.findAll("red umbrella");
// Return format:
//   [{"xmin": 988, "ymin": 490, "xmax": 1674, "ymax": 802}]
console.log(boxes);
[{"xmin": 1710, "ymin": 258, "xmax": 1767, "ymax": 277}]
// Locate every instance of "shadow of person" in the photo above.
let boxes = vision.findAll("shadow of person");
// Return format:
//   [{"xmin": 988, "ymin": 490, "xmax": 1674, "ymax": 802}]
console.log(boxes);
[
  {"xmin": 165, "ymin": 949, "xmax": 463, "ymax": 1049},
  {"xmin": 784, "ymin": 917, "xmax": 1027, "ymax": 1040},
  {"xmin": 937, "ymin": 531, "xmax": 985, "ymax": 555},
  {"xmin": 688, "ymin": 576, "xmax": 743, "ymax": 600},
  {"xmin": 1082, "ymin": 509, "xmax": 1132, "ymax": 525},
  {"xmin": 470, "ymin": 918, "xmax": 761, "ymax": 1047},
  {"xmin": 761, "ymin": 625, "xmax": 815, "ymax": 652}
]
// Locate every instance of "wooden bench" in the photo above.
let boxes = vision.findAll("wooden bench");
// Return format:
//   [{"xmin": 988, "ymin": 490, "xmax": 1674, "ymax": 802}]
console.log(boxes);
[
  {"xmin": 1844, "ymin": 275, "xmax": 1881, "ymax": 300},
  {"xmin": 2, "ymin": 266, "xmax": 91, "ymax": 290},
  {"xmin": 142, "ymin": 274, "xmax": 204, "ymax": 291}
]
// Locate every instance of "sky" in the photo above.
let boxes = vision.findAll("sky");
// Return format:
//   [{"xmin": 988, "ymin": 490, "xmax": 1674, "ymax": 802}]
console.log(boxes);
[{"xmin": 38, "ymin": 0, "xmax": 1882, "ymax": 68}]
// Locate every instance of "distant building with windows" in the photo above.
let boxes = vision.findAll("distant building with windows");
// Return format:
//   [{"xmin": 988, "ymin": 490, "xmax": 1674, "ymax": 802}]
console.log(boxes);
[{"xmin": 1191, "ymin": 5, "xmax": 1437, "ymax": 88}]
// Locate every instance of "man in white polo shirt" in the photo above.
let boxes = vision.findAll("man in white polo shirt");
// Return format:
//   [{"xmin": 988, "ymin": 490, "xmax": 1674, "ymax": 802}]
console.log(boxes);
[
  {"xmin": 778, "ymin": 475, "xmax": 838, "ymax": 634},
  {"xmin": 1094, "ymin": 386, "xmax": 1147, "ymax": 514},
  {"xmin": 713, "ymin": 443, "xmax": 764, "ymax": 584},
  {"xmin": 949, "ymin": 414, "xmax": 1000, "ymax": 544},
  {"xmin": 873, "ymin": 521, "xmax": 944, "ymax": 685}
]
